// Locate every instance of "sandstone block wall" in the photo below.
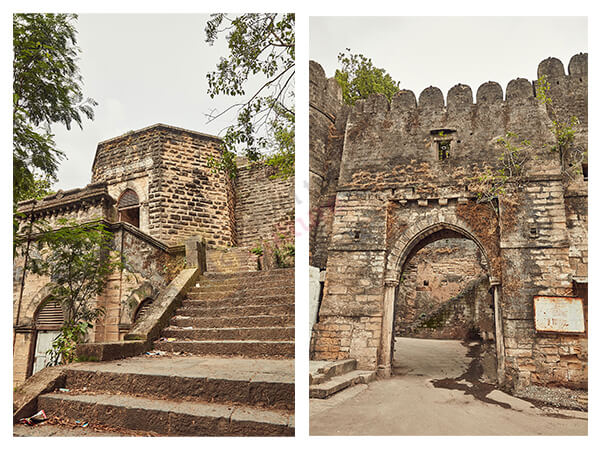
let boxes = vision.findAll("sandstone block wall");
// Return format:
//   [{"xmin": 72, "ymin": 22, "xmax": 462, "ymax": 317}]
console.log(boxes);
[
  {"xmin": 234, "ymin": 163, "xmax": 295, "ymax": 248},
  {"xmin": 92, "ymin": 124, "xmax": 235, "ymax": 247}
]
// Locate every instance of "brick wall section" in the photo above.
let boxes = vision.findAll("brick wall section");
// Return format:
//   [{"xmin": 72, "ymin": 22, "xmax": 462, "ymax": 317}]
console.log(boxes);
[
  {"xmin": 310, "ymin": 54, "xmax": 588, "ymax": 389},
  {"xmin": 311, "ymin": 316, "xmax": 382, "ymax": 369},
  {"xmin": 404, "ymin": 275, "xmax": 494, "ymax": 340},
  {"xmin": 234, "ymin": 163, "xmax": 294, "ymax": 248},
  {"xmin": 158, "ymin": 129, "xmax": 235, "ymax": 247}
]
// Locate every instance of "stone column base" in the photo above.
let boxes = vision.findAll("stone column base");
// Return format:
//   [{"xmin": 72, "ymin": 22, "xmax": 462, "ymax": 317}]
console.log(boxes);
[{"xmin": 377, "ymin": 365, "xmax": 391, "ymax": 378}]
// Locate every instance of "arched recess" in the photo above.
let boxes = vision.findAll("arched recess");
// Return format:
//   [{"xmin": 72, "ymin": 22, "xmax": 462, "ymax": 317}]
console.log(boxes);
[
  {"xmin": 117, "ymin": 188, "xmax": 140, "ymax": 228},
  {"xmin": 133, "ymin": 297, "xmax": 154, "ymax": 324},
  {"xmin": 379, "ymin": 218, "xmax": 505, "ymax": 382},
  {"xmin": 119, "ymin": 281, "xmax": 158, "ymax": 335}
]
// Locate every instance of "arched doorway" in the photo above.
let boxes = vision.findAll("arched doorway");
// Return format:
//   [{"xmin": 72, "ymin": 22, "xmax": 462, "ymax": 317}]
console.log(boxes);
[
  {"xmin": 31, "ymin": 298, "xmax": 64, "ymax": 375},
  {"xmin": 381, "ymin": 222, "xmax": 504, "ymax": 383},
  {"xmin": 117, "ymin": 189, "xmax": 140, "ymax": 228}
]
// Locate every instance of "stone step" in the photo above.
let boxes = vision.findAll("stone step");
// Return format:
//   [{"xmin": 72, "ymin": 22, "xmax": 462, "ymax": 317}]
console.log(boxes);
[
  {"xmin": 309, "ymin": 359, "xmax": 357, "ymax": 385},
  {"xmin": 196, "ymin": 274, "xmax": 295, "ymax": 289},
  {"xmin": 182, "ymin": 294, "xmax": 293, "ymax": 308},
  {"xmin": 309, "ymin": 370, "xmax": 376, "ymax": 399},
  {"xmin": 176, "ymin": 304, "xmax": 294, "ymax": 318},
  {"xmin": 38, "ymin": 392, "xmax": 294, "ymax": 436},
  {"xmin": 202, "ymin": 268, "xmax": 294, "ymax": 280},
  {"xmin": 154, "ymin": 340, "xmax": 295, "ymax": 358},
  {"xmin": 188, "ymin": 286, "xmax": 294, "ymax": 299},
  {"xmin": 171, "ymin": 315, "xmax": 294, "ymax": 329},
  {"xmin": 62, "ymin": 366, "xmax": 294, "ymax": 410},
  {"xmin": 162, "ymin": 326, "xmax": 295, "ymax": 341},
  {"xmin": 205, "ymin": 248, "xmax": 259, "ymax": 274}
]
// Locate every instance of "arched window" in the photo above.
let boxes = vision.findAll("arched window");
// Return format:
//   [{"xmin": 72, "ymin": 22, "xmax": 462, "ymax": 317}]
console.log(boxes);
[
  {"xmin": 133, "ymin": 298, "xmax": 154, "ymax": 323},
  {"xmin": 118, "ymin": 189, "xmax": 140, "ymax": 228}
]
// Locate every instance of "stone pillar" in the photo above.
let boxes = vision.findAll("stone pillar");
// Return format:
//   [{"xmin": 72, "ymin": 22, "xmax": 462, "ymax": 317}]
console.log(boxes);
[
  {"xmin": 378, "ymin": 278, "xmax": 399, "ymax": 378},
  {"xmin": 185, "ymin": 236, "xmax": 207, "ymax": 272},
  {"xmin": 491, "ymin": 277, "xmax": 506, "ymax": 385}
]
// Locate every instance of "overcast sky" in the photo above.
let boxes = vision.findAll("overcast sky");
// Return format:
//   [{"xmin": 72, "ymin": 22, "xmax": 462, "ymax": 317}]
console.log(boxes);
[
  {"xmin": 310, "ymin": 16, "xmax": 587, "ymax": 101},
  {"xmin": 27, "ymin": 15, "xmax": 589, "ymax": 192},
  {"xmin": 51, "ymin": 14, "xmax": 265, "ymax": 191}
]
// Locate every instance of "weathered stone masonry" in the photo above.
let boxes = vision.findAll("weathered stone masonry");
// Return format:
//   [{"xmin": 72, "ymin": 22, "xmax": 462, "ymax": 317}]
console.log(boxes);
[
  {"xmin": 310, "ymin": 54, "xmax": 587, "ymax": 391},
  {"xmin": 14, "ymin": 123, "xmax": 295, "ymax": 386},
  {"xmin": 92, "ymin": 124, "xmax": 235, "ymax": 247}
]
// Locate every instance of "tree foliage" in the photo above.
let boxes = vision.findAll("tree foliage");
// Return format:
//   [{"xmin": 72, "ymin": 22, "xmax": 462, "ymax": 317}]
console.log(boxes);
[
  {"xmin": 26, "ymin": 219, "xmax": 122, "ymax": 365},
  {"xmin": 535, "ymin": 75, "xmax": 585, "ymax": 178},
  {"xmin": 13, "ymin": 13, "xmax": 97, "ymax": 205},
  {"xmin": 205, "ymin": 13, "xmax": 295, "ymax": 178},
  {"xmin": 473, "ymin": 74, "xmax": 585, "ymax": 214},
  {"xmin": 335, "ymin": 49, "xmax": 400, "ymax": 105}
]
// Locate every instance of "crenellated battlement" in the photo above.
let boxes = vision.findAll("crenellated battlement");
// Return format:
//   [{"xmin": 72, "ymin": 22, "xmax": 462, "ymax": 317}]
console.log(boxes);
[
  {"xmin": 308, "ymin": 53, "xmax": 588, "ymax": 191},
  {"xmin": 343, "ymin": 53, "xmax": 587, "ymax": 115}
]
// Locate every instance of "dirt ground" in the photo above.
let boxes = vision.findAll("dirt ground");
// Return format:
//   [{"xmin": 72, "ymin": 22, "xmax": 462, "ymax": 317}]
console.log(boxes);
[{"xmin": 310, "ymin": 337, "xmax": 587, "ymax": 436}]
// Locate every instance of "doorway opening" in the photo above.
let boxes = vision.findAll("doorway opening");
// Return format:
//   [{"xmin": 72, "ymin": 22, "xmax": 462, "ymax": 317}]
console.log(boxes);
[
  {"xmin": 31, "ymin": 298, "xmax": 64, "ymax": 375},
  {"xmin": 392, "ymin": 237, "xmax": 497, "ymax": 383}
]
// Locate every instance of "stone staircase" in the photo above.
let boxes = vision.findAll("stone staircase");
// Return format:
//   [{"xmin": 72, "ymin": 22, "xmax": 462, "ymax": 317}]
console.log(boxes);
[
  {"xmin": 35, "ymin": 268, "xmax": 295, "ymax": 436},
  {"xmin": 155, "ymin": 268, "xmax": 294, "ymax": 358},
  {"xmin": 309, "ymin": 359, "xmax": 376, "ymax": 399}
]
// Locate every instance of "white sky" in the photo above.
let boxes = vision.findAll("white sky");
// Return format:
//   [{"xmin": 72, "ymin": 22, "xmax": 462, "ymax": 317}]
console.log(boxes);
[
  {"xmin": 310, "ymin": 16, "xmax": 587, "ymax": 102},
  {"xmin": 51, "ymin": 13, "xmax": 266, "ymax": 190}
]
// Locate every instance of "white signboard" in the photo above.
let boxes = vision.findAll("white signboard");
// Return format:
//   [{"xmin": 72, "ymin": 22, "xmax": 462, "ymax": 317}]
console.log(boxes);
[{"xmin": 533, "ymin": 296, "xmax": 585, "ymax": 333}]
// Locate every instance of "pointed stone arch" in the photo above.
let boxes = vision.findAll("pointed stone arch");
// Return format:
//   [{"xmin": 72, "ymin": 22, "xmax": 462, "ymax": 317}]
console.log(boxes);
[
  {"xmin": 386, "ymin": 218, "xmax": 498, "ymax": 283},
  {"xmin": 379, "ymin": 213, "xmax": 505, "ymax": 381}
]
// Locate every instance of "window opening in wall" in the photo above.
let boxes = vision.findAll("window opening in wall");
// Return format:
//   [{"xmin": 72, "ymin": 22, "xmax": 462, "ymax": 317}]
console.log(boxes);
[
  {"xmin": 134, "ymin": 298, "xmax": 154, "ymax": 323},
  {"xmin": 118, "ymin": 189, "xmax": 140, "ymax": 228},
  {"xmin": 582, "ymin": 163, "xmax": 588, "ymax": 181},
  {"xmin": 438, "ymin": 140, "xmax": 450, "ymax": 160},
  {"xmin": 353, "ymin": 230, "xmax": 361, "ymax": 241},
  {"xmin": 530, "ymin": 227, "xmax": 538, "ymax": 238}
]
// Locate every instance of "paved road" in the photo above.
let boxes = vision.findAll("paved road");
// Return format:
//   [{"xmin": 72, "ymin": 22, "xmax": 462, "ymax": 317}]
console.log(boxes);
[{"xmin": 310, "ymin": 337, "xmax": 587, "ymax": 436}]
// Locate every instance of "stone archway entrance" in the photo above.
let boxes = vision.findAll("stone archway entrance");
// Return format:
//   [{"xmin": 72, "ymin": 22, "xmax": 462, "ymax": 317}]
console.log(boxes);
[{"xmin": 380, "ymin": 220, "xmax": 505, "ymax": 383}]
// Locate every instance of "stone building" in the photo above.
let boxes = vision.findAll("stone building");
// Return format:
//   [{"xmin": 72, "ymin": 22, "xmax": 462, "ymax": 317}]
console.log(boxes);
[
  {"xmin": 13, "ymin": 123, "xmax": 295, "ymax": 386},
  {"xmin": 309, "ymin": 53, "xmax": 587, "ymax": 391}
]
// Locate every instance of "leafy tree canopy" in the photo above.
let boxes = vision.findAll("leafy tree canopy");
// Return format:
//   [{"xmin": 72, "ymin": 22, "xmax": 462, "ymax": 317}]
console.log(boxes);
[
  {"xmin": 13, "ymin": 13, "xmax": 97, "ymax": 204},
  {"xmin": 205, "ymin": 13, "xmax": 295, "ymax": 178},
  {"xmin": 26, "ymin": 219, "xmax": 122, "ymax": 365},
  {"xmin": 335, "ymin": 49, "xmax": 400, "ymax": 105}
]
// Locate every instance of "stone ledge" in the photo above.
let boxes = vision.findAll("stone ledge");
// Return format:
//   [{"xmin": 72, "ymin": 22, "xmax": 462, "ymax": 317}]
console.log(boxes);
[
  {"xmin": 125, "ymin": 267, "xmax": 200, "ymax": 341},
  {"xmin": 13, "ymin": 366, "xmax": 66, "ymax": 423},
  {"xmin": 75, "ymin": 340, "xmax": 152, "ymax": 362}
]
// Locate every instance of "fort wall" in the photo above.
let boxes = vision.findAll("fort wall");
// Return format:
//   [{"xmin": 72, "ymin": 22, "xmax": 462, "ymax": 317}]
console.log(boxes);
[{"xmin": 310, "ymin": 53, "xmax": 588, "ymax": 390}]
